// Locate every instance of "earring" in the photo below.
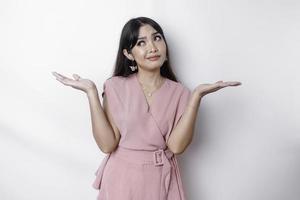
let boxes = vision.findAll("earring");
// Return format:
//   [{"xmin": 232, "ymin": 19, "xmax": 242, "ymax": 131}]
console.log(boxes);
[{"xmin": 129, "ymin": 60, "xmax": 138, "ymax": 71}]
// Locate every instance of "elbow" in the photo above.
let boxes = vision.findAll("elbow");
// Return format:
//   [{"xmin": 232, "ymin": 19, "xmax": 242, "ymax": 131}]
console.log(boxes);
[
  {"xmin": 101, "ymin": 148, "xmax": 113, "ymax": 154},
  {"xmin": 100, "ymin": 140, "xmax": 119, "ymax": 154},
  {"xmin": 167, "ymin": 144, "xmax": 186, "ymax": 155},
  {"xmin": 172, "ymin": 147, "xmax": 185, "ymax": 155},
  {"xmin": 168, "ymin": 141, "xmax": 191, "ymax": 155},
  {"xmin": 98, "ymin": 132, "xmax": 120, "ymax": 154},
  {"xmin": 101, "ymin": 146, "xmax": 116, "ymax": 154}
]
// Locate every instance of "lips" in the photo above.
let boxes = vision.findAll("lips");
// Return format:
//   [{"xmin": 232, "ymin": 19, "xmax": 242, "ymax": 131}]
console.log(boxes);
[
  {"xmin": 147, "ymin": 54, "xmax": 160, "ymax": 58},
  {"xmin": 147, "ymin": 55, "xmax": 160, "ymax": 60}
]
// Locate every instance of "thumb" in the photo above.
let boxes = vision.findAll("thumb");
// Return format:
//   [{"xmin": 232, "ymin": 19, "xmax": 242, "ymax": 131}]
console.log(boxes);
[{"xmin": 73, "ymin": 74, "xmax": 81, "ymax": 80}]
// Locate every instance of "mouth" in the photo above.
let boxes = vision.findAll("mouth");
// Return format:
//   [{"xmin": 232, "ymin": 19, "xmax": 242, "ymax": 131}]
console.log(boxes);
[{"xmin": 147, "ymin": 55, "xmax": 161, "ymax": 61}]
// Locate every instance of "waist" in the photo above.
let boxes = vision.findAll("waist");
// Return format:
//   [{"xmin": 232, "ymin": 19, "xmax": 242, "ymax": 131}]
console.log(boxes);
[{"xmin": 111, "ymin": 146, "xmax": 174, "ymax": 166}]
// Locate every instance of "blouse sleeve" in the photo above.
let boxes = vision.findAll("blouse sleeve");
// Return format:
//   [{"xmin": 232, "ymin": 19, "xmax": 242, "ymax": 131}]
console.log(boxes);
[
  {"xmin": 173, "ymin": 86, "xmax": 192, "ymax": 127},
  {"xmin": 101, "ymin": 78, "xmax": 123, "ymax": 131}
]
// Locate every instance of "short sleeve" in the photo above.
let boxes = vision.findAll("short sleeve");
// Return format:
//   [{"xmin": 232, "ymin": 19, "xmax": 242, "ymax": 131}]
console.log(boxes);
[
  {"xmin": 101, "ymin": 78, "xmax": 112, "ymax": 99},
  {"xmin": 173, "ymin": 86, "xmax": 191, "ymax": 127},
  {"xmin": 101, "ymin": 78, "xmax": 123, "ymax": 131}
]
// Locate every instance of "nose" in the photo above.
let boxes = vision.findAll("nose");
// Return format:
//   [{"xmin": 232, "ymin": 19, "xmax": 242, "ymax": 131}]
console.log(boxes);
[{"xmin": 148, "ymin": 41, "xmax": 158, "ymax": 53}]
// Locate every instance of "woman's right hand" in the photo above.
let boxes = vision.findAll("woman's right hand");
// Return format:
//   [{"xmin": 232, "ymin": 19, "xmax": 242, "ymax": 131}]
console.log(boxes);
[{"xmin": 52, "ymin": 71, "xmax": 97, "ymax": 94}]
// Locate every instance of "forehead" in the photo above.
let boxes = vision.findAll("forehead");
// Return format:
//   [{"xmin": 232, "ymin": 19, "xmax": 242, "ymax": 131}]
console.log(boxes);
[{"xmin": 138, "ymin": 24, "xmax": 158, "ymax": 36}]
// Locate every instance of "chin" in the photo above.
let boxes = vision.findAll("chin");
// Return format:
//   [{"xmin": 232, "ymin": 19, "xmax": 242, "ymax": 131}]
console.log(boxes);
[
  {"xmin": 148, "ymin": 61, "xmax": 164, "ymax": 68},
  {"xmin": 140, "ymin": 65, "xmax": 162, "ymax": 72}
]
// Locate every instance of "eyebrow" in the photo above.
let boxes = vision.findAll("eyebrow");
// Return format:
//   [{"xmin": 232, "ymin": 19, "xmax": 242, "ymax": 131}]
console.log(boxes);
[{"xmin": 137, "ymin": 32, "xmax": 160, "ymax": 40}]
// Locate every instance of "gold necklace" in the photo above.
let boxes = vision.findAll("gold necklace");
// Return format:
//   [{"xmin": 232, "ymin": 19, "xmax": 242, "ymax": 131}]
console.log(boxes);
[{"xmin": 140, "ymin": 78, "xmax": 164, "ymax": 97}]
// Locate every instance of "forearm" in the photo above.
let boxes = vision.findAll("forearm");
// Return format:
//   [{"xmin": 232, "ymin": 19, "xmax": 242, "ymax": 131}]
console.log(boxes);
[
  {"xmin": 86, "ymin": 88, "xmax": 117, "ymax": 153},
  {"xmin": 167, "ymin": 91, "xmax": 202, "ymax": 154}
]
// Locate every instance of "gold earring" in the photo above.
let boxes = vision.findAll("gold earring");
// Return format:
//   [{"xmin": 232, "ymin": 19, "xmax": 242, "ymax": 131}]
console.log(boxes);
[{"xmin": 129, "ymin": 60, "xmax": 137, "ymax": 71}]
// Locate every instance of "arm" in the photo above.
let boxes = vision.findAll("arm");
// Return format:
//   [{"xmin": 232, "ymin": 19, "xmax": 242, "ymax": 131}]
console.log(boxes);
[
  {"xmin": 167, "ymin": 91, "xmax": 201, "ymax": 155},
  {"xmin": 51, "ymin": 72, "xmax": 120, "ymax": 154},
  {"xmin": 87, "ymin": 88, "xmax": 120, "ymax": 154},
  {"xmin": 167, "ymin": 80, "xmax": 242, "ymax": 155}
]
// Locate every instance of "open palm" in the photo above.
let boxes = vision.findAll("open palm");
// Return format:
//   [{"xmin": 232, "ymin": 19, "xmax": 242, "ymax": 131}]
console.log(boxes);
[
  {"xmin": 195, "ymin": 80, "xmax": 242, "ymax": 97},
  {"xmin": 52, "ymin": 71, "xmax": 96, "ymax": 94}
]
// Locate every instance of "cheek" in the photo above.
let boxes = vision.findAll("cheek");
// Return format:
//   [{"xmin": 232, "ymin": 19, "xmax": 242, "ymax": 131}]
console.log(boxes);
[
  {"xmin": 132, "ymin": 49, "xmax": 146, "ymax": 59},
  {"xmin": 158, "ymin": 43, "xmax": 167, "ymax": 53}
]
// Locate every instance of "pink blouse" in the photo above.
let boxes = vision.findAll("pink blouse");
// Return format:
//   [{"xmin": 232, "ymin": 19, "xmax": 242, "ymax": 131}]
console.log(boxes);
[{"xmin": 93, "ymin": 72, "xmax": 191, "ymax": 200}]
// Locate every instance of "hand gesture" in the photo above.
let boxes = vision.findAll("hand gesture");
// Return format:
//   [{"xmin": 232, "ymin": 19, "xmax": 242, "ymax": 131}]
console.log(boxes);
[
  {"xmin": 195, "ymin": 80, "xmax": 242, "ymax": 97},
  {"xmin": 52, "ymin": 71, "xmax": 97, "ymax": 94}
]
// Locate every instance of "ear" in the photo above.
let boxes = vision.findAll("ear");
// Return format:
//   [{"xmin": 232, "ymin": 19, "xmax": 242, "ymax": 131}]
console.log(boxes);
[{"xmin": 123, "ymin": 49, "xmax": 134, "ymax": 61}]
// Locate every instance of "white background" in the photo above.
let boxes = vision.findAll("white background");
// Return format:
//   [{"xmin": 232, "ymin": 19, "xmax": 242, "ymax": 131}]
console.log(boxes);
[{"xmin": 0, "ymin": 0, "xmax": 299, "ymax": 199}]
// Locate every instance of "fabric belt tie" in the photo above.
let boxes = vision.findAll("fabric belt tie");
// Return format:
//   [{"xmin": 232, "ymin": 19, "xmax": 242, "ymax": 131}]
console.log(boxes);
[
  {"xmin": 153, "ymin": 148, "xmax": 174, "ymax": 199},
  {"xmin": 92, "ymin": 147, "xmax": 175, "ymax": 200}
]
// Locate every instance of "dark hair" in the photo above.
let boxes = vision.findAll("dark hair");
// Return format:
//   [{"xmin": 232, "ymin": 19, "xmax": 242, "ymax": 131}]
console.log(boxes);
[{"xmin": 110, "ymin": 16, "xmax": 179, "ymax": 82}]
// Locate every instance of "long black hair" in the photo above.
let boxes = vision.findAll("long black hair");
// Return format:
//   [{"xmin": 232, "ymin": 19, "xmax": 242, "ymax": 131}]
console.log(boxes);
[{"xmin": 110, "ymin": 16, "xmax": 179, "ymax": 82}]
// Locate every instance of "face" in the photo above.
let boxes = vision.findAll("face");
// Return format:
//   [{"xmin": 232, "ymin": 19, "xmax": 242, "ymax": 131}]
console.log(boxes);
[{"xmin": 123, "ymin": 24, "xmax": 167, "ymax": 72}]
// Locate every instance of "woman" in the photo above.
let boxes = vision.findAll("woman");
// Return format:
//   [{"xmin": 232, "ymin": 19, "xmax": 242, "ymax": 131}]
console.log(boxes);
[{"xmin": 52, "ymin": 16, "xmax": 241, "ymax": 200}]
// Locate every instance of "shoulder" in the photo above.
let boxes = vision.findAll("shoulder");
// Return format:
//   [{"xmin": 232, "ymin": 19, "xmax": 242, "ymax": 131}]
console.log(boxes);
[
  {"xmin": 105, "ymin": 75, "xmax": 124, "ymax": 83},
  {"xmin": 103, "ymin": 75, "xmax": 132, "ymax": 96},
  {"xmin": 167, "ymin": 79, "xmax": 191, "ymax": 94},
  {"xmin": 102, "ymin": 76, "xmax": 128, "ymax": 99},
  {"xmin": 104, "ymin": 75, "xmax": 128, "ymax": 87}
]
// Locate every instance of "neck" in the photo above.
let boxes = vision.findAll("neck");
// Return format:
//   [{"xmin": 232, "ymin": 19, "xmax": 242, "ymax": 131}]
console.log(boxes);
[{"xmin": 136, "ymin": 68, "xmax": 164, "ymax": 87}]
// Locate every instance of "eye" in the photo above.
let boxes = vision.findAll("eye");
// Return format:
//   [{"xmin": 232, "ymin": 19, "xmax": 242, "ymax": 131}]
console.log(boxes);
[
  {"xmin": 154, "ymin": 35, "xmax": 162, "ymax": 41},
  {"xmin": 136, "ymin": 35, "xmax": 162, "ymax": 46},
  {"xmin": 137, "ymin": 40, "xmax": 145, "ymax": 46}
]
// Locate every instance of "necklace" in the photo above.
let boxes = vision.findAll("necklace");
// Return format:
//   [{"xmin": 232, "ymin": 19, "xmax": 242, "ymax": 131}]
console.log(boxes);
[{"xmin": 139, "ymin": 77, "xmax": 165, "ymax": 97}]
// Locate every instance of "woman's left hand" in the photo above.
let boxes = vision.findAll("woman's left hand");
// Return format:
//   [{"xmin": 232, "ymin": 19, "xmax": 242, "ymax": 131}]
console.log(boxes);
[{"xmin": 194, "ymin": 80, "xmax": 242, "ymax": 97}]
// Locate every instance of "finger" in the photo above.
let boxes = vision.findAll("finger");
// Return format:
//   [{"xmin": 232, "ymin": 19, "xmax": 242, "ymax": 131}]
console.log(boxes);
[
  {"xmin": 53, "ymin": 73, "xmax": 75, "ymax": 86},
  {"xmin": 226, "ymin": 81, "xmax": 242, "ymax": 86},
  {"xmin": 52, "ymin": 72, "xmax": 62, "ymax": 79},
  {"xmin": 232, "ymin": 81, "xmax": 242, "ymax": 86},
  {"xmin": 52, "ymin": 72, "xmax": 70, "ymax": 80},
  {"xmin": 216, "ymin": 81, "xmax": 227, "ymax": 87},
  {"xmin": 73, "ymin": 74, "xmax": 81, "ymax": 81},
  {"xmin": 57, "ymin": 78, "xmax": 77, "ymax": 86},
  {"xmin": 217, "ymin": 81, "xmax": 241, "ymax": 87}
]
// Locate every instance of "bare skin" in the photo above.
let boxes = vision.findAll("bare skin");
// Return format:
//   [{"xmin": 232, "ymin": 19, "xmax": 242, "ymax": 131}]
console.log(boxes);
[
  {"xmin": 52, "ymin": 72, "xmax": 96, "ymax": 95},
  {"xmin": 51, "ymin": 24, "xmax": 242, "ymax": 154},
  {"xmin": 52, "ymin": 71, "xmax": 120, "ymax": 153}
]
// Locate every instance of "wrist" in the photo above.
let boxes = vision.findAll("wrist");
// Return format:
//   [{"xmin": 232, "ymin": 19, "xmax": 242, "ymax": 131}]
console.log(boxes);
[
  {"xmin": 192, "ymin": 89, "xmax": 203, "ymax": 99},
  {"xmin": 86, "ymin": 87, "xmax": 98, "ymax": 98}
]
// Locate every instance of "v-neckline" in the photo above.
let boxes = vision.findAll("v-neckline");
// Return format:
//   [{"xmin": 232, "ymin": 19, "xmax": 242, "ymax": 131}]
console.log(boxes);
[{"xmin": 133, "ymin": 73, "xmax": 168, "ymax": 112}]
